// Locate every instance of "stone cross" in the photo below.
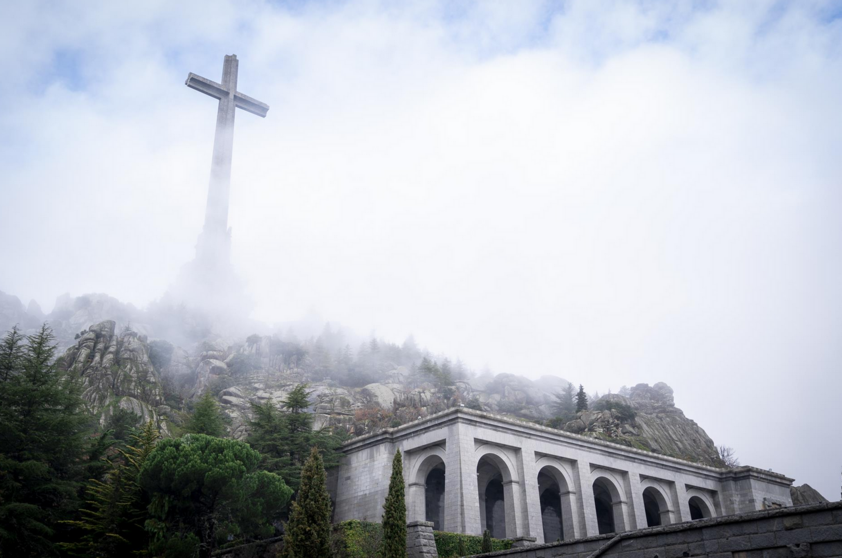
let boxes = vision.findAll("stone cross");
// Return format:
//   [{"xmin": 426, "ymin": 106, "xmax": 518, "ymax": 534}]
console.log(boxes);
[{"xmin": 186, "ymin": 54, "xmax": 269, "ymax": 262}]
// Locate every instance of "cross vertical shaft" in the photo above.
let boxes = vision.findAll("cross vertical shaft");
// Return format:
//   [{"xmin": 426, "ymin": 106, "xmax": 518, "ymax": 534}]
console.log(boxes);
[
  {"xmin": 186, "ymin": 54, "xmax": 269, "ymax": 266},
  {"xmin": 206, "ymin": 55, "xmax": 238, "ymax": 236}
]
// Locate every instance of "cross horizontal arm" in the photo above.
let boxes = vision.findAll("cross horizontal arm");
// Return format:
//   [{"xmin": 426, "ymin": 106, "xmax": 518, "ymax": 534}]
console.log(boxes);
[
  {"xmin": 186, "ymin": 73, "xmax": 227, "ymax": 100},
  {"xmin": 234, "ymin": 92, "xmax": 269, "ymax": 118}
]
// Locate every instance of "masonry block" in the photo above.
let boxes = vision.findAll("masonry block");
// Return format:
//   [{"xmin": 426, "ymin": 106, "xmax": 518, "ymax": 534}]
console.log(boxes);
[
  {"xmin": 749, "ymin": 532, "xmax": 776, "ymax": 548},
  {"xmin": 812, "ymin": 541, "xmax": 842, "ymax": 557},
  {"xmin": 774, "ymin": 527, "xmax": 813, "ymax": 546},
  {"xmin": 718, "ymin": 535, "xmax": 752, "ymax": 552},
  {"xmin": 804, "ymin": 511, "xmax": 835, "ymax": 527}
]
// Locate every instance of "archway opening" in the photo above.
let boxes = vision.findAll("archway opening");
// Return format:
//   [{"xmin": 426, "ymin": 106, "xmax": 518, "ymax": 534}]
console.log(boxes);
[
  {"xmin": 477, "ymin": 455, "xmax": 508, "ymax": 539},
  {"xmin": 593, "ymin": 478, "xmax": 617, "ymax": 535},
  {"xmin": 643, "ymin": 488, "xmax": 662, "ymax": 527},
  {"xmin": 425, "ymin": 465, "xmax": 445, "ymax": 531},
  {"xmin": 689, "ymin": 496, "xmax": 712, "ymax": 520},
  {"xmin": 538, "ymin": 472, "xmax": 563, "ymax": 542}
]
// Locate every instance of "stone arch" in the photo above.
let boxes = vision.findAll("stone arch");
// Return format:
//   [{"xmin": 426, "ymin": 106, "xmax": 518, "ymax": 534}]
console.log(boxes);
[
  {"xmin": 642, "ymin": 486, "xmax": 671, "ymax": 527},
  {"xmin": 476, "ymin": 445, "xmax": 520, "ymax": 539},
  {"xmin": 406, "ymin": 446, "xmax": 447, "ymax": 525},
  {"xmin": 535, "ymin": 460, "xmax": 580, "ymax": 542},
  {"xmin": 639, "ymin": 479, "xmax": 675, "ymax": 527},
  {"xmin": 688, "ymin": 494, "xmax": 714, "ymax": 520},
  {"xmin": 592, "ymin": 474, "xmax": 627, "ymax": 534}
]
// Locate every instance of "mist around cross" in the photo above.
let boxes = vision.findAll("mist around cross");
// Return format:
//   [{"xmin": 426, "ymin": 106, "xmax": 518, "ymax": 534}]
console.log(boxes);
[{"xmin": 1, "ymin": 1, "xmax": 842, "ymax": 500}]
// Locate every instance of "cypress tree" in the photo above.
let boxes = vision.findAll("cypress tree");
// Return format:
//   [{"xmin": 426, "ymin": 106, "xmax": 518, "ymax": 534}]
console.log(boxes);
[
  {"xmin": 382, "ymin": 450, "xmax": 406, "ymax": 558},
  {"xmin": 282, "ymin": 447, "xmax": 333, "ymax": 558},
  {"xmin": 576, "ymin": 384, "xmax": 589, "ymax": 412},
  {"xmin": 481, "ymin": 530, "xmax": 492, "ymax": 553}
]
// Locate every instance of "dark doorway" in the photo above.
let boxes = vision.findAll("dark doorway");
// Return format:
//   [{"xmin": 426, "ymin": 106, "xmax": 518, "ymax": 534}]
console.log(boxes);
[
  {"xmin": 485, "ymin": 478, "xmax": 506, "ymax": 539},
  {"xmin": 425, "ymin": 466, "xmax": 445, "ymax": 530},
  {"xmin": 643, "ymin": 489, "xmax": 662, "ymax": 527},
  {"xmin": 689, "ymin": 496, "xmax": 710, "ymax": 520},
  {"xmin": 593, "ymin": 481, "xmax": 616, "ymax": 535}
]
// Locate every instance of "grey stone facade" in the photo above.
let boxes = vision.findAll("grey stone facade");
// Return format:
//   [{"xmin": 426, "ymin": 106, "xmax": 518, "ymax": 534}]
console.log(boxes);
[{"xmin": 333, "ymin": 409, "xmax": 793, "ymax": 544}]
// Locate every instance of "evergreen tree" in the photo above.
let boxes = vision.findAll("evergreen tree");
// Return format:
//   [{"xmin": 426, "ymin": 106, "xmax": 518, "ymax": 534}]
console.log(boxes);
[
  {"xmin": 457, "ymin": 536, "xmax": 466, "ymax": 557},
  {"xmin": 141, "ymin": 434, "xmax": 292, "ymax": 558},
  {"xmin": 184, "ymin": 392, "xmax": 226, "ymax": 437},
  {"xmin": 282, "ymin": 447, "xmax": 333, "ymax": 558},
  {"xmin": 0, "ymin": 325, "xmax": 90, "ymax": 557},
  {"xmin": 61, "ymin": 420, "xmax": 160, "ymax": 557},
  {"xmin": 481, "ymin": 530, "xmax": 492, "ymax": 553},
  {"xmin": 553, "ymin": 383, "xmax": 576, "ymax": 420},
  {"xmin": 576, "ymin": 384, "xmax": 589, "ymax": 412},
  {"xmin": 381, "ymin": 450, "xmax": 406, "ymax": 558},
  {"xmin": 247, "ymin": 384, "xmax": 344, "ymax": 493}
]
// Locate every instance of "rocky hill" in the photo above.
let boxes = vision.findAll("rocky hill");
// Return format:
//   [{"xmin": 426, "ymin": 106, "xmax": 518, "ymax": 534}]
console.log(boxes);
[{"xmin": 46, "ymin": 317, "xmax": 728, "ymax": 467}]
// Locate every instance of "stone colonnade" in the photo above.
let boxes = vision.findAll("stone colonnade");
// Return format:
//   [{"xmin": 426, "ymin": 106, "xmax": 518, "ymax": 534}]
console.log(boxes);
[{"xmin": 333, "ymin": 409, "xmax": 793, "ymax": 544}]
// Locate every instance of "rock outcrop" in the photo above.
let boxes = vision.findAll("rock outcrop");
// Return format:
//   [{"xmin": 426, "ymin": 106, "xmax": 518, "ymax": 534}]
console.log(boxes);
[
  {"xmin": 38, "ymin": 316, "xmax": 725, "ymax": 467},
  {"xmin": 790, "ymin": 484, "xmax": 830, "ymax": 506},
  {"xmin": 60, "ymin": 320, "xmax": 168, "ymax": 433},
  {"xmin": 561, "ymin": 383, "xmax": 724, "ymax": 467}
]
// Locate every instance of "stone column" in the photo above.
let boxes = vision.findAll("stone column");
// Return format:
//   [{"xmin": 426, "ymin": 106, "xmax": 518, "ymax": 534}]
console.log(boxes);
[
  {"xmin": 407, "ymin": 521, "xmax": 438, "ymax": 558},
  {"xmin": 628, "ymin": 473, "xmax": 647, "ymax": 530},
  {"xmin": 674, "ymin": 482, "xmax": 692, "ymax": 523},
  {"xmin": 575, "ymin": 461, "xmax": 600, "ymax": 537},
  {"xmin": 457, "ymin": 429, "xmax": 482, "ymax": 535},
  {"xmin": 518, "ymin": 439, "xmax": 544, "ymax": 541},
  {"xmin": 444, "ymin": 424, "xmax": 465, "ymax": 533},
  {"xmin": 408, "ymin": 482, "xmax": 426, "ymax": 523}
]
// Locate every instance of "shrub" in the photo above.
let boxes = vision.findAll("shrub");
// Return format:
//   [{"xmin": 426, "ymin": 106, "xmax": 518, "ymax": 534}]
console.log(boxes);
[
  {"xmin": 333, "ymin": 521, "xmax": 383, "ymax": 558},
  {"xmin": 434, "ymin": 531, "xmax": 512, "ymax": 557},
  {"xmin": 591, "ymin": 399, "xmax": 636, "ymax": 421}
]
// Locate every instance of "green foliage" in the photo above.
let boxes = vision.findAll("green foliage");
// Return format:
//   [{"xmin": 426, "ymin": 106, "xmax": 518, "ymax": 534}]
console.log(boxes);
[
  {"xmin": 465, "ymin": 397, "xmax": 484, "ymax": 411},
  {"xmin": 576, "ymin": 384, "xmax": 589, "ymax": 412},
  {"xmin": 381, "ymin": 451, "xmax": 406, "ymax": 558},
  {"xmin": 591, "ymin": 398, "xmax": 636, "ymax": 421},
  {"xmin": 184, "ymin": 392, "xmax": 226, "ymax": 437},
  {"xmin": 419, "ymin": 357, "xmax": 454, "ymax": 389},
  {"xmin": 0, "ymin": 325, "xmax": 91, "ymax": 557},
  {"xmin": 553, "ymin": 383, "xmax": 576, "ymax": 421},
  {"xmin": 61, "ymin": 420, "xmax": 160, "ymax": 557},
  {"xmin": 435, "ymin": 531, "xmax": 512, "ymax": 557},
  {"xmin": 247, "ymin": 384, "xmax": 345, "ymax": 493},
  {"xmin": 105, "ymin": 406, "xmax": 143, "ymax": 443},
  {"xmin": 332, "ymin": 521, "xmax": 383, "ymax": 558},
  {"xmin": 481, "ymin": 530, "xmax": 492, "ymax": 553},
  {"xmin": 282, "ymin": 447, "xmax": 333, "ymax": 558},
  {"xmin": 140, "ymin": 434, "xmax": 292, "ymax": 558}
]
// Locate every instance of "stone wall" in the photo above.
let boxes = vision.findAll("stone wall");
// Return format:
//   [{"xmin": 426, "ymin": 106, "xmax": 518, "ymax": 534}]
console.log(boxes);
[{"xmin": 463, "ymin": 501, "xmax": 842, "ymax": 558}]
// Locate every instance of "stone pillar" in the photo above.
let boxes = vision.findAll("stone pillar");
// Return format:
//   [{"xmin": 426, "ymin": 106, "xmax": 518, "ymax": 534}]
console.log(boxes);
[
  {"xmin": 575, "ymin": 461, "xmax": 600, "ymax": 537},
  {"xmin": 444, "ymin": 425, "xmax": 465, "ymax": 533},
  {"xmin": 628, "ymin": 473, "xmax": 647, "ymax": 530},
  {"xmin": 407, "ymin": 521, "xmax": 438, "ymax": 558},
  {"xmin": 458, "ymin": 431, "xmax": 482, "ymax": 536},
  {"xmin": 518, "ymin": 439, "xmax": 544, "ymax": 541},
  {"xmin": 408, "ymin": 482, "xmax": 426, "ymax": 523},
  {"xmin": 674, "ymin": 482, "xmax": 692, "ymax": 523}
]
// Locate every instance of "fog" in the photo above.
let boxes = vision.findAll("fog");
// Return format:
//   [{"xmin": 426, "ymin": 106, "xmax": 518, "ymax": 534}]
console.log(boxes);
[{"xmin": 1, "ymin": 1, "xmax": 841, "ymax": 499}]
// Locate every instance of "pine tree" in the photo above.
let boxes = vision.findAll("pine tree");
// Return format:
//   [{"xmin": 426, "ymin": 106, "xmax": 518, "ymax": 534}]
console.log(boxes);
[
  {"xmin": 457, "ymin": 536, "xmax": 466, "ymax": 556},
  {"xmin": 248, "ymin": 384, "xmax": 345, "ymax": 493},
  {"xmin": 141, "ymin": 434, "xmax": 292, "ymax": 558},
  {"xmin": 382, "ymin": 450, "xmax": 406, "ymax": 558},
  {"xmin": 61, "ymin": 420, "xmax": 160, "ymax": 557},
  {"xmin": 184, "ymin": 392, "xmax": 226, "ymax": 437},
  {"xmin": 481, "ymin": 530, "xmax": 492, "ymax": 553},
  {"xmin": 282, "ymin": 447, "xmax": 333, "ymax": 558},
  {"xmin": 576, "ymin": 384, "xmax": 589, "ymax": 412},
  {"xmin": 553, "ymin": 383, "xmax": 576, "ymax": 420},
  {"xmin": 0, "ymin": 325, "xmax": 90, "ymax": 557}
]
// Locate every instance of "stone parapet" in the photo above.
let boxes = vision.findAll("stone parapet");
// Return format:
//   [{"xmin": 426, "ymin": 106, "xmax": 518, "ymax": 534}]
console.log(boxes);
[
  {"xmin": 462, "ymin": 501, "xmax": 842, "ymax": 558},
  {"xmin": 407, "ymin": 520, "xmax": 439, "ymax": 558}
]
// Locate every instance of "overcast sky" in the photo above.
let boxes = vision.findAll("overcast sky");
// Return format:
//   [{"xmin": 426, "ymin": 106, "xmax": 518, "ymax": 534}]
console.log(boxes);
[{"xmin": 1, "ymin": 0, "xmax": 841, "ymax": 499}]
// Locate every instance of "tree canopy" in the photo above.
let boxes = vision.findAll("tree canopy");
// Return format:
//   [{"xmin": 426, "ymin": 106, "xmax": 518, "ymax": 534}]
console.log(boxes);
[{"xmin": 140, "ymin": 434, "xmax": 292, "ymax": 558}]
